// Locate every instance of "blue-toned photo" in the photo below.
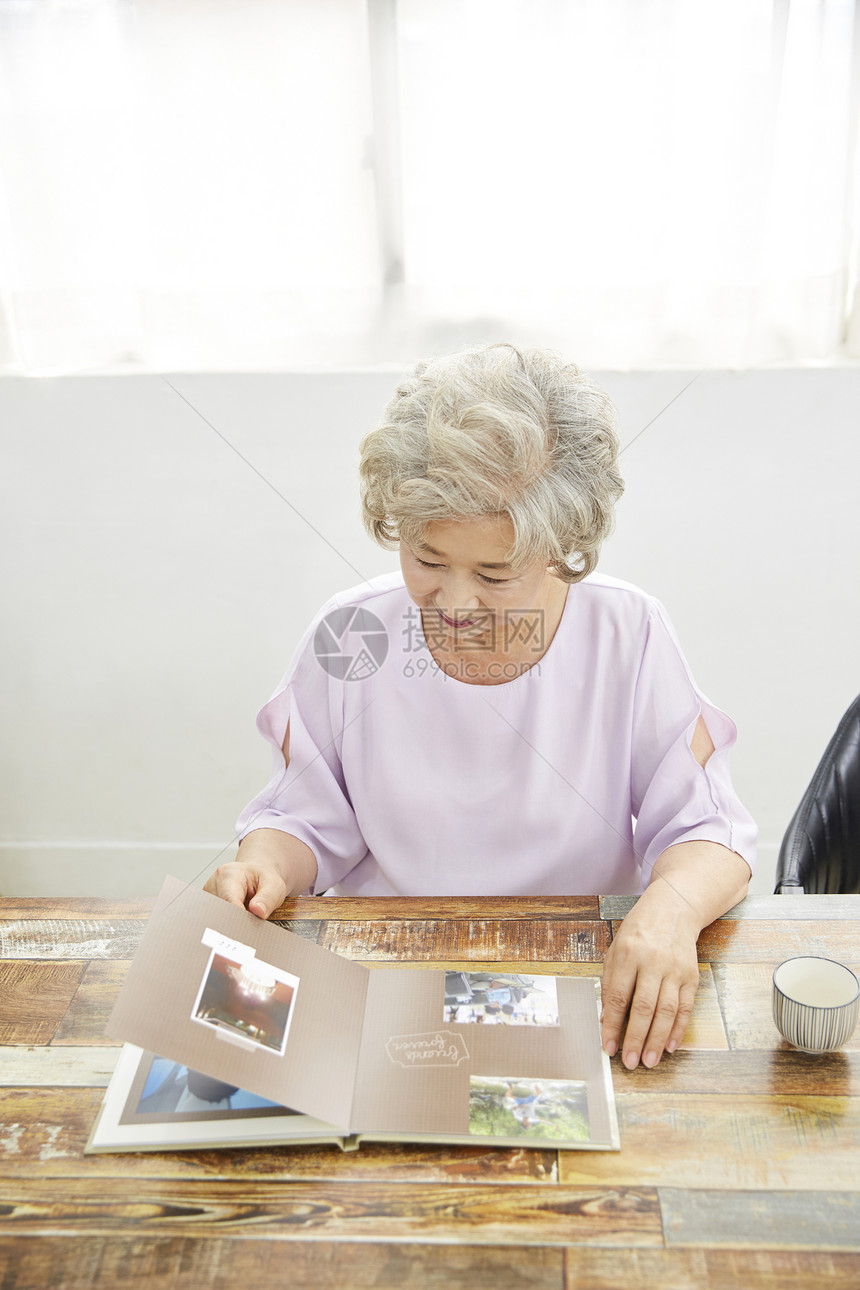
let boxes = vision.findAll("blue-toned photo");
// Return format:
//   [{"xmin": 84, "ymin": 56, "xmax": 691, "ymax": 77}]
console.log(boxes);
[
  {"xmin": 444, "ymin": 972, "xmax": 559, "ymax": 1026},
  {"xmin": 137, "ymin": 1056, "xmax": 287, "ymax": 1117}
]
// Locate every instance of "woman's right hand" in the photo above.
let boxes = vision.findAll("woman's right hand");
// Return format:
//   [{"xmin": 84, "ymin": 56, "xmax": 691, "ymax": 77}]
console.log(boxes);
[
  {"xmin": 203, "ymin": 859, "xmax": 288, "ymax": 919},
  {"xmin": 202, "ymin": 828, "xmax": 319, "ymax": 919}
]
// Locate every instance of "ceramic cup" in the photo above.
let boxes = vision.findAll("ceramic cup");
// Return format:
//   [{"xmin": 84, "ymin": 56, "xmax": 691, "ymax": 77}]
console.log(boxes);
[{"xmin": 772, "ymin": 956, "xmax": 860, "ymax": 1053}]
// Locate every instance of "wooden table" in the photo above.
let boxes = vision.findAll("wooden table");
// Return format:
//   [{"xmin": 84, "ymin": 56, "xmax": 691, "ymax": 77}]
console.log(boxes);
[{"xmin": 1, "ymin": 893, "xmax": 859, "ymax": 1288}]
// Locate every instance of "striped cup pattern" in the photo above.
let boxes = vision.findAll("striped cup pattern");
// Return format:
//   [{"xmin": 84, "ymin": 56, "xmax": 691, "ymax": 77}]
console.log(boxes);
[{"xmin": 772, "ymin": 957, "xmax": 860, "ymax": 1054}]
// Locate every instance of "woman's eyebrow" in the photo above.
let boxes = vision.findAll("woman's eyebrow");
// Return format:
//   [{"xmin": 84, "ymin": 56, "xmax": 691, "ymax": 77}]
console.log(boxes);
[{"xmin": 417, "ymin": 542, "xmax": 511, "ymax": 570}]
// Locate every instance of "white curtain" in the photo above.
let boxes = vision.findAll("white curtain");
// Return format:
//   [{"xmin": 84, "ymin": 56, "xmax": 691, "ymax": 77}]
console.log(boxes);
[{"xmin": 1, "ymin": 0, "xmax": 858, "ymax": 372}]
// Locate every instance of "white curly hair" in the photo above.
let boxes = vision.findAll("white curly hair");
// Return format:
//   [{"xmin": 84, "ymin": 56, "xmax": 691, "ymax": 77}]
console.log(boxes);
[{"xmin": 358, "ymin": 342, "xmax": 625, "ymax": 582}]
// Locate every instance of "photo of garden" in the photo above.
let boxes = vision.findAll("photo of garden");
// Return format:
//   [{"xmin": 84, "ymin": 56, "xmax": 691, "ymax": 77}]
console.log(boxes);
[{"xmin": 468, "ymin": 1076, "xmax": 590, "ymax": 1142}]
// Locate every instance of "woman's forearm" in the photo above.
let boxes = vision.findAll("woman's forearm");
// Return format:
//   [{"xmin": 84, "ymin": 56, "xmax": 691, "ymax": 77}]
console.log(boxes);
[{"xmin": 642, "ymin": 839, "xmax": 753, "ymax": 933}]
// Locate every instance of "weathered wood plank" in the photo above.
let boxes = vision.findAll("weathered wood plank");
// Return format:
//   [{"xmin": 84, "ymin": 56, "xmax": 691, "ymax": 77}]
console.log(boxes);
[
  {"xmin": 563, "ymin": 1247, "xmax": 860, "ymax": 1290},
  {"xmin": 0, "ymin": 921, "xmax": 146, "ymax": 961},
  {"xmin": 599, "ymin": 896, "xmax": 637, "ymax": 921},
  {"xmin": 0, "ymin": 1088, "xmax": 557, "ymax": 1184},
  {"xmin": 0, "ymin": 1237, "xmax": 565, "ymax": 1290},
  {"xmin": 0, "ymin": 898, "xmax": 155, "ymax": 920},
  {"xmin": 269, "ymin": 919, "xmax": 324, "ymax": 942},
  {"xmin": 600, "ymin": 894, "xmax": 860, "ymax": 922},
  {"xmin": 677, "ymin": 965, "xmax": 727, "ymax": 1050},
  {"xmin": 0, "ymin": 896, "xmax": 598, "ymax": 924},
  {"xmin": 316, "ymin": 919, "xmax": 611, "ymax": 962},
  {"xmin": 659, "ymin": 1187, "xmax": 860, "ymax": 1250},
  {"xmin": 51, "ymin": 960, "xmax": 130, "ymax": 1047},
  {"xmin": 713, "ymin": 962, "xmax": 860, "ymax": 1052},
  {"xmin": 0, "ymin": 1048, "xmax": 119, "ymax": 1088},
  {"xmin": 621, "ymin": 920, "xmax": 860, "ymax": 964},
  {"xmin": 559, "ymin": 1094, "xmax": 860, "ymax": 1190},
  {"xmin": 275, "ymin": 896, "xmax": 601, "ymax": 921},
  {"xmin": 606, "ymin": 1049, "xmax": 860, "ymax": 1097},
  {"xmin": 0, "ymin": 962, "xmax": 84, "ymax": 1045},
  {"xmin": 0, "ymin": 1180, "xmax": 663, "ymax": 1246}
]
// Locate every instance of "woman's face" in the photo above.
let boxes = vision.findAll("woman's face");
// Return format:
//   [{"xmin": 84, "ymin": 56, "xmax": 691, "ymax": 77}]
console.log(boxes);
[{"xmin": 399, "ymin": 515, "xmax": 557, "ymax": 644}]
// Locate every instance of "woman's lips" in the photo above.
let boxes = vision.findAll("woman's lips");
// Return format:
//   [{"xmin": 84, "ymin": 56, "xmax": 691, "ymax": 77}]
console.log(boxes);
[{"xmin": 437, "ymin": 609, "xmax": 477, "ymax": 628}]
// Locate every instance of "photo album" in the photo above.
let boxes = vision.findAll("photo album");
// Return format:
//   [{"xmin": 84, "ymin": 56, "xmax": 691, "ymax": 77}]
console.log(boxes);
[{"xmin": 87, "ymin": 875, "xmax": 619, "ymax": 1154}]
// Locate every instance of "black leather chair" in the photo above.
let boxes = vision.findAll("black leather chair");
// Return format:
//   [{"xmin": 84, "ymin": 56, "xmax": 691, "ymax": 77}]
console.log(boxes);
[{"xmin": 775, "ymin": 693, "xmax": 860, "ymax": 894}]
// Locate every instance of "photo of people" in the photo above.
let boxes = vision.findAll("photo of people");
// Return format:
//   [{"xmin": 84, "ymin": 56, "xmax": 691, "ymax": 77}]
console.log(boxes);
[
  {"xmin": 443, "ymin": 971, "xmax": 559, "ymax": 1025},
  {"xmin": 468, "ymin": 1077, "xmax": 590, "ymax": 1142},
  {"xmin": 129, "ymin": 1055, "xmax": 292, "ymax": 1121},
  {"xmin": 191, "ymin": 951, "xmax": 300, "ymax": 1055}
]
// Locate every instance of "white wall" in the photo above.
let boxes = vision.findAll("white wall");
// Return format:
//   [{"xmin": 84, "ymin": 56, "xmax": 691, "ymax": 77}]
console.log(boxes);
[{"xmin": 2, "ymin": 369, "xmax": 858, "ymax": 898}]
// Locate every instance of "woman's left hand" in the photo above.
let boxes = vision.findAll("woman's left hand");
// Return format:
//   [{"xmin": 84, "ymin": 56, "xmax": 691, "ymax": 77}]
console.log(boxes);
[{"xmin": 599, "ymin": 890, "xmax": 701, "ymax": 1069}]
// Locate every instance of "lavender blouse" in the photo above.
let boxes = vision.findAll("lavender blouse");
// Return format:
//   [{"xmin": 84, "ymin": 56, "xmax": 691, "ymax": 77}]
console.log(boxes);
[{"xmin": 235, "ymin": 571, "xmax": 757, "ymax": 896}]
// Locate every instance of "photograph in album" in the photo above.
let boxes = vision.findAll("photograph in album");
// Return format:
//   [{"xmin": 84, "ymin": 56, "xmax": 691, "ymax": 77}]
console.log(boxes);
[
  {"xmin": 134, "ymin": 1054, "xmax": 289, "ymax": 1118},
  {"xmin": 190, "ymin": 942, "xmax": 300, "ymax": 1057},
  {"xmin": 443, "ymin": 971, "xmax": 560, "ymax": 1026},
  {"xmin": 469, "ymin": 1077, "xmax": 590, "ymax": 1142}
]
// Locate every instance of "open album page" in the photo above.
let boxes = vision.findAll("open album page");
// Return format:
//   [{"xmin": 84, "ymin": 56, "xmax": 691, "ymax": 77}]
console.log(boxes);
[
  {"xmin": 350, "ymin": 968, "xmax": 618, "ymax": 1148},
  {"xmin": 106, "ymin": 877, "xmax": 367, "ymax": 1131}
]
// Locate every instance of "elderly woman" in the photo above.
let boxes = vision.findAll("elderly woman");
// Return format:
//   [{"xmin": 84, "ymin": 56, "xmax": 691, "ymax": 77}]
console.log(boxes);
[{"xmin": 204, "ymin": 344, "xmax": 756, "ymax": 1071}]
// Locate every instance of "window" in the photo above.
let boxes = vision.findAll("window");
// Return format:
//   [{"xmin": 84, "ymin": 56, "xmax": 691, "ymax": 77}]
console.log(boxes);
[{"xmin": 1, "ymin": 0, "xmax": 857, "ymax": 371}]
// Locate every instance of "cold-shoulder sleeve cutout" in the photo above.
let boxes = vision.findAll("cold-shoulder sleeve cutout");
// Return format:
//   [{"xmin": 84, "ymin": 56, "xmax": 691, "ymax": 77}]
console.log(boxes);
[{"xmin": 630, "ymin": 600, "xmax": 757, "ymax": 887}]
